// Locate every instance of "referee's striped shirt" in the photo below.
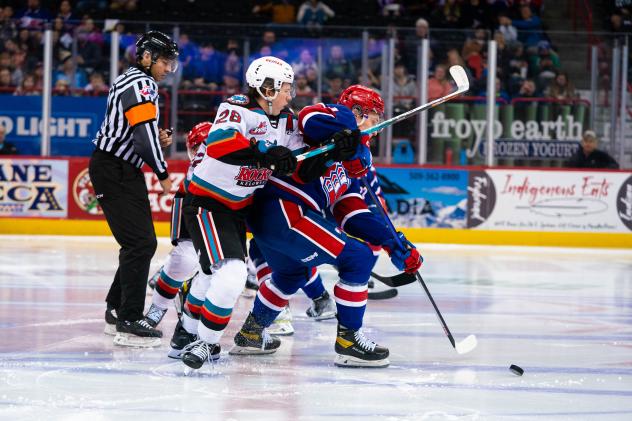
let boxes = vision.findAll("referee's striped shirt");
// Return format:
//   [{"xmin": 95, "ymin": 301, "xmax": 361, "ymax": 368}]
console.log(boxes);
[{"xmin": 93, "ymin": 66, "xmax": 168, "ymax": 180}]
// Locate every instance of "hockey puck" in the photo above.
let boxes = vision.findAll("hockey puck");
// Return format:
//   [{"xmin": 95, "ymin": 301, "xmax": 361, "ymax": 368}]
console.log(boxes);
[{"xmin": 509, "ymin": 364, "xmax": 524, "ymax": 376}]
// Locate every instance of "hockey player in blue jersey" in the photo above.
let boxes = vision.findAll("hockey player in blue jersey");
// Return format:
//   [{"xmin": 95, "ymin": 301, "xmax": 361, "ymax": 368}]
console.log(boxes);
[
  {"xmin": 245, "ymin": 85, "xmax": 390, "ymax": 336},
  {"xmin": 230, "ymin": 86, "xmax": 423, "ymax": 367}
]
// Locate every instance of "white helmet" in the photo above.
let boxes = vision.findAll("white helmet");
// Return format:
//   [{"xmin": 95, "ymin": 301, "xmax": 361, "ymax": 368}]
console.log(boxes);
[{"xmin": 246, "ymin": 56, "xmax": 294, "ymax": 98}]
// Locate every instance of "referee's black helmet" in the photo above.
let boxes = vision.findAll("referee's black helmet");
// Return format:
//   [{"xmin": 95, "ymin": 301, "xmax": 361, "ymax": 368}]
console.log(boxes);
[{"xmin": 135, "ymin": 30, "xmax": 179, "ymax": 63}]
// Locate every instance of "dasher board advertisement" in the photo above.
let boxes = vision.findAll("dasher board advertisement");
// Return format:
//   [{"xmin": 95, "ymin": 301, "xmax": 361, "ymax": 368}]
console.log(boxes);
[{"xmin": 467, "ymin": 169, "xmax": 632, "ymax": 233}]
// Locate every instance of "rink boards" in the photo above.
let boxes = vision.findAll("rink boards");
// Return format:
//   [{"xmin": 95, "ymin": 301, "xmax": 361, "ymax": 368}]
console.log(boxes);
[{"xmin": 0, "ymin": 157, "xmax": 631, "ymax": 248}]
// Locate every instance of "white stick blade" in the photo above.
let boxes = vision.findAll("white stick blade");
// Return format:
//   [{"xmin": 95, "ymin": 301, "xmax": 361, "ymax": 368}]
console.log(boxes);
[
  {"xmin": 455, "ymin": 334, "xmax": 477, "ymax": 354},
  {"xmin": 449, "ymin": 65, "xmax": 469, "ymax": 92}
]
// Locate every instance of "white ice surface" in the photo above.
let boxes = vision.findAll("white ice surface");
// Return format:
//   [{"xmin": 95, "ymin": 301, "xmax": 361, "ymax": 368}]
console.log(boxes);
[{"xmin": 0, "ymin": 236, "xmax": 631, "ymax": 420}]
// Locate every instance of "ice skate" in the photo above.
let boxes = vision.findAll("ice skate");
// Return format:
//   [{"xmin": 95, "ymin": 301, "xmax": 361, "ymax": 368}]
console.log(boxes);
[
  {"xmin": 144, "ymin": 303, "xmax": 167, "ymax": 327},
  {"xmin": 113, "ymin": 319, "xmax": 162, "ymax": 348},
  {"xmin": 104, "ymin": 305, "xmax": 118, "ymax": 336},
  {"xmin": 305, "ymin": 291, "xmax": 336, "ymax": 321},
  {"xmin": 334, "ymin": 324, "xmax": 389, "ymax": 368},
  {"xmin": 267, "ymin": 305, "xmax": 294, "ymax": 336},
  {"xmin": 229, "ymin": 312, "xmax": 281, "ymax": 355},
  {"xmin": 241, "ymin": 258, "xmax": 259, "ymax": 298},
  {"xmin": 168, "ymin": 320, "xmax": 199, "ymax": 359},
  {"xmin": 181, "ymin": 340, "xmax": 221, "ymax": 369}
]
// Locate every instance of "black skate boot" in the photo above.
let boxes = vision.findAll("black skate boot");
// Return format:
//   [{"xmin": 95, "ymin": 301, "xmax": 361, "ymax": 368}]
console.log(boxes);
[
  {"xmin": 144, "ymin": 303, "xmax": 167, "ymax": 328},
  {"xmin": 334, "ymin": 324, "xmax": 389, "ymax": 368},
  {"xmin": 182, "ymin": 340, "xmax": 221, "ymax": 369},
  {"xmin": 168, "ymin": 320, "xmax": 201, "ymax": 359},
  {"xmin": 114, "ymin": 319, "xmax": 162, "ymax": 348},
  {"xmin": 104, "ymin": 305, "xmax": 118, "ymax": 336},
  {"xmin": 229, "ymin": 312, "xmax": 281, "ymax": 355},
  {"xmin": 306, "ymin": 291, "xmax": 336, "ymax": 321}
]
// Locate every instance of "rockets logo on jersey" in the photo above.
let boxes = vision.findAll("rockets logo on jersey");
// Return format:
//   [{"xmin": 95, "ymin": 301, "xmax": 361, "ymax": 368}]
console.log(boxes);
[
  {"xmin": 234, "ymin": 166, "xmax": 273, "ymax": 187},
  {"xmin": 320, "ymin": 163, "xmax": 350, "ymax": 205},
  {"xmin": 139, "ymin": 85, "xmax": 157, "ymax": 101},
  {"xmin": 249, "ymin": 121, "xmax": 267, "ymax": 135}
]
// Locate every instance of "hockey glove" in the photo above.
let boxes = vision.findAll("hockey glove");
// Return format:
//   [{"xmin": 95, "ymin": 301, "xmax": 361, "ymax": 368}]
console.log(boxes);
[
  {"xmin": 331, "ymin": 128, "xmax": 361, "ymax": 162},
  {"xmin": 383, "ymin": 232, "xmax": 423, "ymax": 274},
  {"xmin": 262, "ymin": 146, "xmax": 297, "ymax": 175},
  {"xmin": 343, "ymin": 143, "xmax": 373, "ymax": 178}
]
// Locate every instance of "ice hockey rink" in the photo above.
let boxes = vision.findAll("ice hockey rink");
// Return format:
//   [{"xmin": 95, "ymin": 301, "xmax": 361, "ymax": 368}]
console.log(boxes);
[{"xmin": 0, "ymin": 235, "xmax": 631, "ymax": 420}]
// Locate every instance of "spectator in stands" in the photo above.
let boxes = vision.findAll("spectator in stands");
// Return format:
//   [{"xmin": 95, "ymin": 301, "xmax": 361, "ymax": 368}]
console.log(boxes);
[
  {"xmin": 54, "ymin": 51, "xmax": 88, "ymax": 88},
  {"xmin": 76, "ymin": 16, "xmax": 104, "ymax": 46},
  {"xmin": 462, "ymin": 0, "xmax": 490, "ymax": 29},
  {"xmin": 0, "ymin": 125, "xmax": 18, "ymax": 155},
  {"xmin": 378, "ymin": 0, "xmax": 403, "ymax": 17},
  {"xmin": 325, "ymin": 75, "xmax": 343, "ymax": 102},
  {"xmin": 0, "ymin": 67, "xmax": 15, "ymax": 91},
  {"xmin": 76, "ymin": 29, "xmax": 104, "ymax": 73},
  {"xmin": 403, "ymin": 18, "xmax": 440, "ymax": 74},
  {"xmin": 305, "ymin": 66, "xmax": 319, "ymax": 91},
  {"xmin": 297, "ymin": 0, "xmax": 335, "ymax": 28},
  {"xmin": 610, "ymin": 11, "xmax": 632, "ymax": 33},
  {"xmin": 57, "ymin": 0, "xmax": 79, "ymax": 32},
  {"xmin": 84, "ymin": 71, "xmax": 108, "ymax": 95},
  {"xmin": 13, "ymin": 73, "xmax": 39, "ymax": 96},
  {"xmin": 222, "ymin": 72, "xmax": 241, "ymax": 98},
  {"xmin": 292, "ymin": 49, "xmax": 319, "ymax": 77},
  {"xmin": 16, "ymin": 0, "xmax": 52, "ymax": 30},
  {"xmin": 53, "ymin": 17, "xmax": 74, "ymax": 51},
  {"xmin": 193, "ymin": 43, "xmax": 224, "ymax": 89},
  {"xmin": 0, "ymin": 6, "xmax": 18, "ymax": 44},
  {"xmin": 478, "ymin": 76, "xmax": 510, "ymax": 103},
  {"xmin": 224, "ymin": 39, "xmax": 243, "ymax": 84},
  {"xmin": 393, "ymin": 62, "xmax": 416, "ymax": 110},
  {"xmin": 511, "ymin": 5, "xmax": 544, "ymax": 48},
  {"xmin": 434, "ymin": 0, "xmax": 463, "ymax": 29},
  {"xmin": 546, "ymin": 71, "xmax": 576, "ymax": 100},
  {"xmin": 497, "ymin": 13, "xmax": 518, "ymax": 46},
  {"xmin": 515, "ymin": 78, "xmax": 540, "ymax": 98},
  {"xmin": 462, "ymin": 39, "xmax": 484, "ymax": 80},
  {"xmin": 252, "ymin": 1, "xmax": 296, "ymax": 24},
  {"xmin": 291, "ymin": 72, "xmax": 314, "ymax": 111},
  {"xmin": 428, "ymin": 64, "xmax": 453, "ymax": 101},
  {"xmin": 178, "ymin": 33, "xmax": 198, "ymax": 82},
  {"xmin": 54, "ymin": 78, "xmax": 72, "ymax": 96},
  {"xmin": 75, "ymin": 0, "xmax": 108, "ymax": 15},
  {"xmin": 565, "ymin": 130, "xmax": 619, "ymax": 169},
  {"xmin": 325, "ymin": 45, "xmax": 355, "ymax": 86},
  {"xmin": 110, "ymin": 0, "xmax": 138, "ymax": 14}
]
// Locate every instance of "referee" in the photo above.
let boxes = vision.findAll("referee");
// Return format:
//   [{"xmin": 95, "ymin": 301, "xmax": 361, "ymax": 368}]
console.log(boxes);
[{"xmin": 89, "ymin": 30, "xmax": 178, "ymax": 347}]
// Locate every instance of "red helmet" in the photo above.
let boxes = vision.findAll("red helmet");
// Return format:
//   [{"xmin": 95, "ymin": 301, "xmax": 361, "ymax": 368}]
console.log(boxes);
[
  {"xmin": 186, "ymin": 121, "xmax": 212, "ymax": 151},
  {"xmin": 338, "ymin": 85, "xmax": 384, "ymax": 117}
]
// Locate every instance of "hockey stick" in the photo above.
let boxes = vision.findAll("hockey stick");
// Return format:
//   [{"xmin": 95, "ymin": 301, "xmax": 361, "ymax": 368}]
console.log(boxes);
[
  {"xmin": 294, "ymin": 65, "xmax": 469, "ymax": 162},
  {"xmin": 370, "ymin": 271, "xmax": 417, "ymax": 288},
  {"xmin": 368, "ymin": 288, "xmax": 398, "ymax": 300},
  {"xmin": 361, "ymin": 178, "xmax": 477, "ymax": 355}
]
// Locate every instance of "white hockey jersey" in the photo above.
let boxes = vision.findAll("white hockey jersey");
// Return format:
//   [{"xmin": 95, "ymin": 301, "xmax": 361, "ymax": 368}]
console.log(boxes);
[{"xmin": 188, "ymin": 95, "xmax": 304, "ymax": 210}]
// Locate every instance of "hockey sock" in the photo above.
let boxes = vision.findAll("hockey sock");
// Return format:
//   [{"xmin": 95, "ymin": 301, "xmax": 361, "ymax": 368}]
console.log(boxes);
[
  {"xmin": 182, "ymin": 270, "xmax": 211, "ymax": 334},
  {"xmin": 333, "ymin": 281, "xmax": 368, "ymax": 330},
  {"xmin": 153, "ymin": 241, "xmax": 199, "ymax": 308},
  {"xmin": 301, "ymin": 267, "xmax": 325, "ymax": 300},
  {"xmin": 197, "ymin": 259, "xmax": 246, "ymax": 344},
  {"xmin": 252, "ymin": 278, "xmax": 293, "ymax": 327},
  {"xmin": 255, "ymin": 260, "xmax": 272, "ymax": 287}
]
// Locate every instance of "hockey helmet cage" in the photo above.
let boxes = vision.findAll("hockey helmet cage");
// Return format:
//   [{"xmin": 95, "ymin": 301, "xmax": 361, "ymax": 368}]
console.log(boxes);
[
  {"xmin": 136, "ymin": 30, "xmax": 179, "ymax": 71},
  {"xmin": 339, "ymin": 85, "xmax": 384, "ymax": 117},
  {"xmin": 246, "ymin": 56, "xmax": 294, "ymax": 92}
]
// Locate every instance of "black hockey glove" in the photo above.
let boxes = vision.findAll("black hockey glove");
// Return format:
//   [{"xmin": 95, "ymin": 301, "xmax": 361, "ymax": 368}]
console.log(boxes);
[
  {"xmin": 331, "ymin": 128, "xmax": 360, "ymax": 162},
  {"xmin": 262, "ymin": 145, "xmax": 297, "ymax": 175}
]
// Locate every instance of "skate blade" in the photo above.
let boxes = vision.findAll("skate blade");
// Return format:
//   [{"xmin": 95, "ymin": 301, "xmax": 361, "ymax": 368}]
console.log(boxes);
[
  {"xmin": 334, "ymin": 354, "xmax": 390, "ymax": 368},
  {"xmin": 267, "ymin": 322, "xmax": 294, "ymax": 336},
  {"xmin": 113, "ymin": 333, "xmax": 161, "ymax": 348},
  {"xmin": 168, "ymin": 348, "xmax": 184, "ymax": 359},
  {"xmin": 228, "ymin": 345, "xmax": 278, "ymax": 356},
  {"xmin": 103, "ymin": 323, "xmax": 117, "ymax": 336},
  {"xmin": 240, "ymin": 288, "xmax": 258, "ymax": 298},
  {"xmin": 312, "ymin": 311, "xmax": 336, "ymax": 321}
]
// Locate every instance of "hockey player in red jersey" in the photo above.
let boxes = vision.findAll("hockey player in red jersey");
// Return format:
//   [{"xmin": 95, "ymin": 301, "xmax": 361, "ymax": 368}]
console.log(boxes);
[
  {"xmin": 230, "ymin": 86, "xmax": 422, "ymax": 367},
  {"xmin": 180, "ymin": 57, "xmax": 360, "ymax": 370}
]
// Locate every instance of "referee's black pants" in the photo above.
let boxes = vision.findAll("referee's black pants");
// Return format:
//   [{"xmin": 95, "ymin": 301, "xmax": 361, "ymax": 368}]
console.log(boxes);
[{"xmin": 89, "ymin": 149, "xmax": 157, "ymax": 322}]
